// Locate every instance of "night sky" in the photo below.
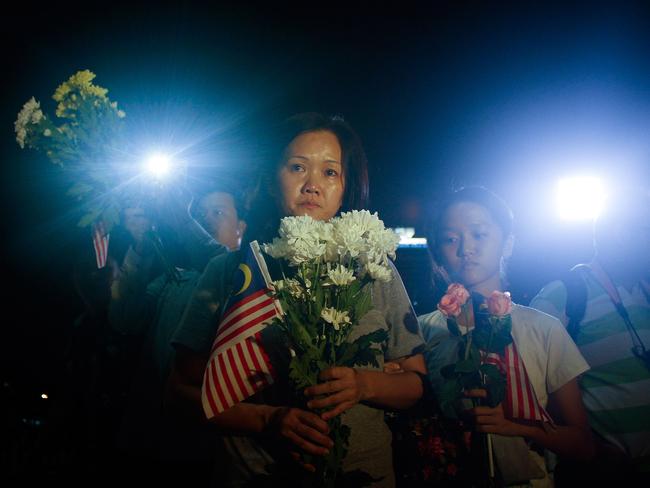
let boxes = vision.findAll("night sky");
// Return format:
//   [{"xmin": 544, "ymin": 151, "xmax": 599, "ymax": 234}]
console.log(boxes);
[{"xmin": 2, "ymin": 0, "xmax": 650, "ymax": 403}]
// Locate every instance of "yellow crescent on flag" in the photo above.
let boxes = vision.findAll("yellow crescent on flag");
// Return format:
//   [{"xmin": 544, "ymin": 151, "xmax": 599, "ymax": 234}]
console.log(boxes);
[{"xmin": 233, "ymin": 263, "xmax": 253, "ymax": 295}]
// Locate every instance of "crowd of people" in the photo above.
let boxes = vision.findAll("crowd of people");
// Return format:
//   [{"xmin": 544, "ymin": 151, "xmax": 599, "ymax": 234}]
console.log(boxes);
[{"xmin": 11, "ymin": 113, "xmax": 649, "ymax": 487}]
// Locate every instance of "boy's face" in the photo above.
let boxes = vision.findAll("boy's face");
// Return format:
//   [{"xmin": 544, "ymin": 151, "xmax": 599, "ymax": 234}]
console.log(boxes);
[
  {"xmin": 123, "ymin": 207, "xmax": 152, "ymax": 243},
  {"xmin": 197, "ymin": 191, "xmax": 245, "ymax": 250}
]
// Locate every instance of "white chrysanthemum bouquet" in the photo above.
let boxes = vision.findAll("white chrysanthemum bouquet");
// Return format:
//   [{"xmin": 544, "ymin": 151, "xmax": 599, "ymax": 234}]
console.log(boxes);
[{"xmin": 261, "ymin": 210, "xmax": 399, "ymax": 486}]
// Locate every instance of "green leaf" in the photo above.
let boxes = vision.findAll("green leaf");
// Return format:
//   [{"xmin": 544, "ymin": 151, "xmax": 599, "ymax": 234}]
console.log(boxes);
[
  {"xmin": 288, "ymin": 350, "xmax": 319, "ymax": 390},
  {"xmin": 313, "ymin": 283, "xmax": 324, "ymax": 320},
  {"xmin": 353, "ymin": 286, "xmax": 372, "ymax": 321},
  {"xmin": 284, "ymin": 307, "xmax": 313, "ymax": 349},
  {"xmin": 101, "ymin": 204, "xmax": 120, "ymax": 232},
  {"xmin": 472, "ymin": 312, "xmax": 513, "ymax": 354},
  {"xmin": 446, "ymin": 317, "xmax": 462, "ymax": 337},
  {"xmin": 66, "ymin": 181, "xmax": 93, "ymax": 198},
  {"xmin": 348, "ymin": 346, "xmax": 383, "ymax": 369},
  {"xmin": 479, "ymin": 363, "xmax": 507, "ymax": 407},
  {"xmin": 439, "ymin": 363, "xmax": 457, "ymax": 379},
  {"xmin": 77, "ymin": 206, "xmax": 103, "ymax": 227},
  {"xmin": 454, "ymin": 355, "xmax": 480, "ymax": 373},
  {"xmin": 459, "ymin": 370, "xmax": 482, "ymax": 390}
]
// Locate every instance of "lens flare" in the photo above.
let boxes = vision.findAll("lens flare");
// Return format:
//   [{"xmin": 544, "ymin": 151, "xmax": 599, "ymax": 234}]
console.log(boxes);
[
  {"xmin": 145, "ymin": 153, "xmax": 172, "ymax": 178},
  {"xmin": 556, "ymin": 176, "xmax": 607, "ymax": 221}
]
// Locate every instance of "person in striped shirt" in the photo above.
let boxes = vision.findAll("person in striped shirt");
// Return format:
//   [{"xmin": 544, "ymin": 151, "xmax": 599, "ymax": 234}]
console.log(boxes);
[
  {"xmin": 530, "ymin": 187, "xmax": 650, "ymax": 481},
  {"xmin": 413, "ymin": 187, "xmax": 594, "ymax": 487}
]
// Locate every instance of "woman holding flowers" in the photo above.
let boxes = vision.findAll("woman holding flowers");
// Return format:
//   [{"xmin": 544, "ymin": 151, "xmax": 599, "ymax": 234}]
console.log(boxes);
[
  {"xmin": 413, "ymin": 187, "xmax": 595, "ymax": 486},
  {"xmin": 167, "ymin": 113, "xmax": 426, "ymax": 487}
]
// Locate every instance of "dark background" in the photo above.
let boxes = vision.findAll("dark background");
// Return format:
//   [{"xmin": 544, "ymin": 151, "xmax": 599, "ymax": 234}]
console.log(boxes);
[{"xmin": 1, "ymin": 0, "xmax": 650, "ymax": 482}]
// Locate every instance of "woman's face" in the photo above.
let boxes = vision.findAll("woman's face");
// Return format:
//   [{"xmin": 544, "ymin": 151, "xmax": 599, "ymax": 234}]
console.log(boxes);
[
  {"xmin": 436, "ymin": 202, "xmax": 512, "ymax": 296},
  {"xmin": 277, "ymin": 130, "xmax": 345, "ymax": 221}
]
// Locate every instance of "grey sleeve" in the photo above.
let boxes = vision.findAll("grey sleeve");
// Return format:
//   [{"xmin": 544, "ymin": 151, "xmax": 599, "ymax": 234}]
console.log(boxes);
[
  {"xmin": 180, "ymin": 217, "xmax": 227, "ymax": 272},
  {"xmin": 418, "ymin": 311, "xmax": 460, "ymax": 392},
  {"xmin": 373, "ymin": 261, "xmax": 425, "ymax": 361},
  {"xmin": 171, "ymin": 253, "xmax": 234, "ymax": 353}
]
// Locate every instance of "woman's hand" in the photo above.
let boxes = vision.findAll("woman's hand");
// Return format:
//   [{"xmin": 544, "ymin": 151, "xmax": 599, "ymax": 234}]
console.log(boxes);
[
  {"xmin": 268, "ymin": 406, "xmax": 333, "ymax": 457},
  {"xmin": 304, "ymin": 367, "xmax": 366, "ymax": 421},
  {"xmin": 383, "ymin": 361, "xmax": 403, "ymax": 374}
]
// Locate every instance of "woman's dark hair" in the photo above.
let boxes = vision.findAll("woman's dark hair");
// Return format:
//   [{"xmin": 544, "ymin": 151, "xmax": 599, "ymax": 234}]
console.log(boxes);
[
  {"xmin": 244, "ymin": 113, "xmax": 370, "ymax": 244},
  {"xmin": 425, "ymin": 186, "xmax": 514, "ymax": 296}
]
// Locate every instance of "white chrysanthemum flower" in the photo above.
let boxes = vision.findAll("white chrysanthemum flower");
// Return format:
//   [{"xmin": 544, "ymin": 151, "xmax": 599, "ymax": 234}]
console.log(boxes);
[
  {"xmin": 15, "ymin": 128, "xmax": 27, "ymax": 149},
  {"xmin": 285, "ymin": 278, "xmax": 306, "ymax": 299},
  {"xmin": 364, "ymin": 262, "xmax": 393, "ymax": 282},
  {"xmin": 320, "ymin": 307, "xmax": 351, "ymax": 331},
  {"xmin": 263, "ymin": 237, "xmax": 291, "ymax": 260},
  {"xmin": 274, "ymin": 216, "xmax": 330, "ymax": 266},
  {"xmin": 326, "ymin": 265, "xmax": 355, "ymax": 286},
  {"xmin": 15, "ymin": 97, "xmax": 44, "ymax": 148},
  {"xmin": 43, "ymin": 129, "xmax": 52, "ymax": 137},
  {"xmin": 339, "ymin": 210, "xmax": 384, "ymax": 234},
  {"xmin": 31, "ymin": 109, "xmax": 43, "ymax": 124}
]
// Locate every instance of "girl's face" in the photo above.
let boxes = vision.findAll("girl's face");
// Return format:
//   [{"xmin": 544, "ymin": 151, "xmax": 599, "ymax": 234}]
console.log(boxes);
[
  {"xmin": 277, "ymin": 130, "xmax": 345, "ymax": 221},
  {"xmin": 436, "ymin": 201, "xmax": 513, "ymax": 296}
]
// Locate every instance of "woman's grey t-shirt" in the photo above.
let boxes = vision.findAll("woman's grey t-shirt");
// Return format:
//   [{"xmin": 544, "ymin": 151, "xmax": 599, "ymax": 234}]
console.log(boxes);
[{"xmin": 173, "ymin": 253, "xmax": 424, "ymax": 487}]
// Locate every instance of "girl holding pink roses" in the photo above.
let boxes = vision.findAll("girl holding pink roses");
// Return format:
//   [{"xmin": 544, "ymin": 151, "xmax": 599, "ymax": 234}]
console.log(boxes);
[{"xmin": 395, "ymin": 187, "xmax": 595, "ymax": 487}]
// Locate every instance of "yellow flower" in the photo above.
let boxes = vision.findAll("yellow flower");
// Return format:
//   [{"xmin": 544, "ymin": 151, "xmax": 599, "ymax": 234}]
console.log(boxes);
[
  {"xmin": 52, "ymin": 70, "xmax": 109, "ymax": 106},
  {"xmin": 70, "ymin": 69, "xmax": 95, "ymax": 85},
  {"xmin": 85, "ymin": 85, "xmax": 108, "ymax": 99},
  {"xmin": 53, "ymin": 83, "xmax": 71, "ymax": 102}
]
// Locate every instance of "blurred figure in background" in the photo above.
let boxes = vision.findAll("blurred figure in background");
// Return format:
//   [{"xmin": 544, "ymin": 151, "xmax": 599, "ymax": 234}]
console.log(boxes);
[
  {"xmin": 530, "ymin": 186, "xmax": 650, "ymax": 484},
  {"xmin": 109, "ymin": 177, "xmax": 247, "ymax": 486}
]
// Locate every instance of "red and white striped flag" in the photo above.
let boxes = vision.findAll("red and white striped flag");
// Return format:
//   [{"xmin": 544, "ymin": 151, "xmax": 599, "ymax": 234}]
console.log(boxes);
[
  {"xmin": 92, "ymin": 221, "xmax": 110, "ymax": 269},
  {"xmin": 201, "ymin": 241, "xmax": 282, "ymax": 418},
  {"xmin": 482, "ymin": 342, "xmax": 552, "ymax": 423}
]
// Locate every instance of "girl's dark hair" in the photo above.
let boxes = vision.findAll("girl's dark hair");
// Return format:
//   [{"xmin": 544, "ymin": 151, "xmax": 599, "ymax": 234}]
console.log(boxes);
[{"xmin": 244, "ymin": 113, "xmax": 370, "ymax": 244}]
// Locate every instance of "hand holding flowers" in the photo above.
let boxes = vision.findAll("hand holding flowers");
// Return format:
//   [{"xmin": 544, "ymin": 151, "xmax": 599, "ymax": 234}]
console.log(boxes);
[
  {"xmin": 435, "ymin": 284, "xmax": 513, "ymax": 419},
  {"xmin": 261, "ymin": 210, "xmax": 399, "ymax": 487},
  {"xmin": 15, "ymin": 70, "xmax": 127, "ymax": 231}
]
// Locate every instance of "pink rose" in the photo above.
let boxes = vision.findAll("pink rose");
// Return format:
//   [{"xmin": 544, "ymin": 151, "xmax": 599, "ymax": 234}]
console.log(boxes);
[
  {"xmin": 447, "ymin": 283, "xmax": 470, "ymax": 303},
  {"xmin": 437, "ymin": 283, "xmax": 470, "ymax": 317},
  {"xmin": 487, "ymin": 290, "xmax": 512, "ymax": 316}
]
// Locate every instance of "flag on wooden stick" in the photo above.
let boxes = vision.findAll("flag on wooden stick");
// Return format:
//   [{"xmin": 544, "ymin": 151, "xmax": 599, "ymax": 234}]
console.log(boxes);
[
  {"xmin": 92, "ymin": 221, "xmax": 110, "ymax": 269},
  {"xmin": 201, "ymin": 241, "xmax": 282, "ymax": 418}
]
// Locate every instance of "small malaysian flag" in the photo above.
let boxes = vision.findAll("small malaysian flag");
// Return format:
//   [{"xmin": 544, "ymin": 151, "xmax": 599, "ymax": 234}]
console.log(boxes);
[
  {"xmin": 201, "ymin": 241, "xmax": 282, "ymax": 418},
  {"xmin": 92, "ymin": 221, "xmax": 110, "ymax": 269},
  {"xmin": 482, "ymin": 343, "xmax": 552, "ymax": 423}
]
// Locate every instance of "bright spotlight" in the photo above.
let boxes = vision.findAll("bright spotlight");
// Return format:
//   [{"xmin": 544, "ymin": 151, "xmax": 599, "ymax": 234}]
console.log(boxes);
[
  {"xmin": 145, "ymin": 153, "xmax": 172, "ymax": 178},
  {"xmin": 41, "ymin": 393, "xmax": 48, "ymax": 400},
  {"xmin": 556, "ymin": 176, "xmax": 607, "ymax": 221}
]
